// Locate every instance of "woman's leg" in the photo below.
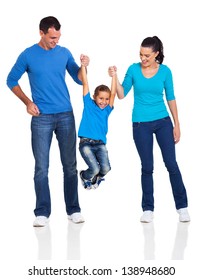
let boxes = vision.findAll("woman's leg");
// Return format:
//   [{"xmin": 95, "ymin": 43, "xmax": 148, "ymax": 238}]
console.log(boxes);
[
  {"xmin": 155, "ymin": 117, "xmax": 188, "ymax": 210},
  {"xmin": 133, "ymin": 122, "xmax": 154, "ymax": 211}
]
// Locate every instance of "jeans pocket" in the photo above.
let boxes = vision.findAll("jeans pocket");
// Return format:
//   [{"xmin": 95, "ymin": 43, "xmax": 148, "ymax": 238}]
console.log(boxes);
[
  {"xmin": 133, "ymin": 122, "xmax": 141, "ymax": 128},
  {"xmin": 162, "ymin": 116, "xmax": 170, "ymax": 122}
]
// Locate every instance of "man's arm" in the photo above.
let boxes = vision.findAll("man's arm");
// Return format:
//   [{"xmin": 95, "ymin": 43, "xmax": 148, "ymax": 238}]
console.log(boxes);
[
  {"xmin": 7, "ymin": 51, "xmax": 40, "ymax": 116},
  {"xmin": 11, "ymin": 85, "xmax": 40, "ymax": 116}
]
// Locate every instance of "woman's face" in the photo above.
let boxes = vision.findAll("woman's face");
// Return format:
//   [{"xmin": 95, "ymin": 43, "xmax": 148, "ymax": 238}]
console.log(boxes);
[{"xmin": 140, "ymin": 47, "xmax": 159, "ymax": 67}]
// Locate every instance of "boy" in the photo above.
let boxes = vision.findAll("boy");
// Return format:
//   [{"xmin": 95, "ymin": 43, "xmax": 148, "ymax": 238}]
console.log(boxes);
[{"xmin": 78, "ymin": 57, "xmax": 117, "ymax": 190}]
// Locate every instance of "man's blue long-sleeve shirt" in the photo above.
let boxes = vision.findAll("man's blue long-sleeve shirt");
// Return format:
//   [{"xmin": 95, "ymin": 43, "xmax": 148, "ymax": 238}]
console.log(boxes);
[{"xmin": 7, "ymin": 44, "xmax": 82, "ymax": 114}]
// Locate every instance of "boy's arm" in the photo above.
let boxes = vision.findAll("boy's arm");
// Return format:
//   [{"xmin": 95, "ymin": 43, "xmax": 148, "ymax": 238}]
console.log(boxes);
[
  {"xmin": 108, "ymin": 66, "xmax": 124, "ymax": 99},
  {"xmin": 109, "ymin": 72, "xmax": 117, "ymax": 107},
  {"xmin": 81, "ymin": 65, "xmax": 89, "ymax": 96}
]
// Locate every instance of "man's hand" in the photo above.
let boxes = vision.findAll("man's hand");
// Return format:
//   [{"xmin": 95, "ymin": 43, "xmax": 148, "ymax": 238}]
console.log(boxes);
[{"xmin": 27, "ymin": 102, "xmax": 40, "ymax": 116}]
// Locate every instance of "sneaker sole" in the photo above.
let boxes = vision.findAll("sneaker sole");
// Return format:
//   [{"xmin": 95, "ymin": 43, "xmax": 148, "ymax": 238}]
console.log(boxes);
[{"xmin": 68, "ymin": 216, "xmax": 85, "ymax": 224}]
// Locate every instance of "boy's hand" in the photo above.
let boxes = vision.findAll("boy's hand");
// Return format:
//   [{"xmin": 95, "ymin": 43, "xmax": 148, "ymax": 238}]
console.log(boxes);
[
  {"xmin": 80, "ymin": 54, "xmax": 90, "ymax": 67},
  {"xmin": 108, "ymin": 66, "xmax": 117, "ymax": 77}
]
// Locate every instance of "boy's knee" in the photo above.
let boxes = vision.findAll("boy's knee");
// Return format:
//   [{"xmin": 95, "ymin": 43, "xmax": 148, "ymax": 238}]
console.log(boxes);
[{"xmin": 101, "ymin": 165, "xmax": 111, "ymax": 176}]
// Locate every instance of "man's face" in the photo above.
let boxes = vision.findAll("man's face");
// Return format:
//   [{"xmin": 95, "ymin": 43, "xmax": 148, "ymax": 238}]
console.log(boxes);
[{"xmin": 39, "ymin": 27, "xmax": 61, "ymax": 50}]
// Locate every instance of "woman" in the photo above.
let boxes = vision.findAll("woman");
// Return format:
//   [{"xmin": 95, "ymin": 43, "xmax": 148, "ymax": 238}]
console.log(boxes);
[{"xmin": 109, "ymin": 36, "xmax": 190, "ymax": 223}]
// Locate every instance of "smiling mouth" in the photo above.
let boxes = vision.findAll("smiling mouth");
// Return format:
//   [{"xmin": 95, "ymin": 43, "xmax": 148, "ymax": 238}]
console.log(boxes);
[{"xmin": 99, "ymin": 104, "xmax": 106, "ymax": 108}]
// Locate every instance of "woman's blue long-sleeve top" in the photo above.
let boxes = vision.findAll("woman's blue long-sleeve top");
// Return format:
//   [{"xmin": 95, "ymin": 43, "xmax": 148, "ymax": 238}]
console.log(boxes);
[{"xmin": 122, "ymin": 63, "xmax": 175, "ymax": 122}]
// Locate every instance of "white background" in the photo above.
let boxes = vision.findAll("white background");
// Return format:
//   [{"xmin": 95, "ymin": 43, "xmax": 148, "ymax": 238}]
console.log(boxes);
[{"xmin": 0, "ymin": 0, "xmax": 202, "ymax": 279}]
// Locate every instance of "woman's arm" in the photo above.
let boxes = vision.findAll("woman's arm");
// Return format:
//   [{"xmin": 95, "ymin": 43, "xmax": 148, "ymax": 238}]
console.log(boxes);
[
  {"xmin": 116, "ymin": 79, "xmax": 125, "ymax": 99},
  {"xmin": 167, "ymin": 99, "xmax": 181, "ymax": 144}
]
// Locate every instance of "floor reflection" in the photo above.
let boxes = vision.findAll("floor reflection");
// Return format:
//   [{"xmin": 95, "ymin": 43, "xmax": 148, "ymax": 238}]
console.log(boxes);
[
  {"xmin": 34, "ymin": 225, "xmax": 52, "ymax": 260},
  {"xmin": 171, "ymin": 222, "xmax": 190, "ymax": 260},
  {"xmin": 142, "ymin": 221, "xmax": 190, "ymax": 260},
  {"xmin": 67, "ymin": 221, "xmax": 84, "ymax": 260},
  {"xmin": 142, "ymin": 222, "xmax": 155, "ymax": 260},
  {"xmin": 34, "ymin": 221, "xmax": 83, "ymax": 260},
  {"xmin": 34, "ymin": 219, "xmax": 189, "ymax": 260}
]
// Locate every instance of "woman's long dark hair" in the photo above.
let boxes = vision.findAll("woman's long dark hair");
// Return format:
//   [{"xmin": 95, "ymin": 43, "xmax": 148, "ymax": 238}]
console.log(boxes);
[{"xmin": 141, "ymin": 36, "xmax": 164, "ymax": 64}]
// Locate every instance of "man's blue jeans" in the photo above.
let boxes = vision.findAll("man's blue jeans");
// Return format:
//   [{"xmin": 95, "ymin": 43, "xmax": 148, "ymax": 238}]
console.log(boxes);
[
  {"xmin": 31, "ymin": 111, "xmax": 80, "ymax": 217},
  {"xmin": 79, "ymin": 140, "xmax": 111, "ymax": 180},
  {"xmin": 133, "ymin": 116, "xmax": 188, "ymax": 211}
]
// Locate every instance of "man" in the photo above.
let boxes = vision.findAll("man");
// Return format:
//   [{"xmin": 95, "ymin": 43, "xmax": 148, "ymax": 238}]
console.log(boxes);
[{"xmin": 7, "ymin": 16, "xmax": 89, "ymax": 226}]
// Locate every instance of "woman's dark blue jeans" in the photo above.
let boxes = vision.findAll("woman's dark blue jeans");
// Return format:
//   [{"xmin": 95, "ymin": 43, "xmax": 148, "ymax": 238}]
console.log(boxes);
[{"xmin": 133, "ymin": 116, "xmax": 188, "ymax": 211}]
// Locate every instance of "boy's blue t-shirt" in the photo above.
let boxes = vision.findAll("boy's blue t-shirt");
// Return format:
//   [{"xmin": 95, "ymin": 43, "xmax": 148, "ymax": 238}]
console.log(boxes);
[
  {"xmin": 7, "ymin": 44, "xmax": 82, "ymax": 114},
  {"xmin": 122, "ymin": 63, "xmax": 175, "ymax": 122},
  {"xmin": 78, "ymin": 93, "xmax": 113, "ymax": 144}
]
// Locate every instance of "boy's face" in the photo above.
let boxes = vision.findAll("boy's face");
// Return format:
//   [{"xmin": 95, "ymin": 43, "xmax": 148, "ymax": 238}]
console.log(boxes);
[{"xmin": 94, "ymin": 91, "xmax": 110, "ymax": 109}]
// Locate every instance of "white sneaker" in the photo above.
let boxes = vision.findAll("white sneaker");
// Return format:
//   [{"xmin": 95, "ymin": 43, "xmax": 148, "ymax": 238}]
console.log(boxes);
[
  {"xmin": 33, "ymin": 216, "xmax": 49, "ymax": 227},
  {"xmin": 92, "ymin": 176, "xmax": 105, "ymax": 189},
  {"xmin": 68, "ymin": 212, "xmax": 85, "ymax": 224},
  {"xmin": 79, "ymin": 171, "xmax": 92, "ymax": 190},
  {"xmin": 140, "ymin": 211, "xmax": 154, "ymax": 223},
  {"xmin": 177, "ymin": 208, "xmax": 190, "ymax": 222}
]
